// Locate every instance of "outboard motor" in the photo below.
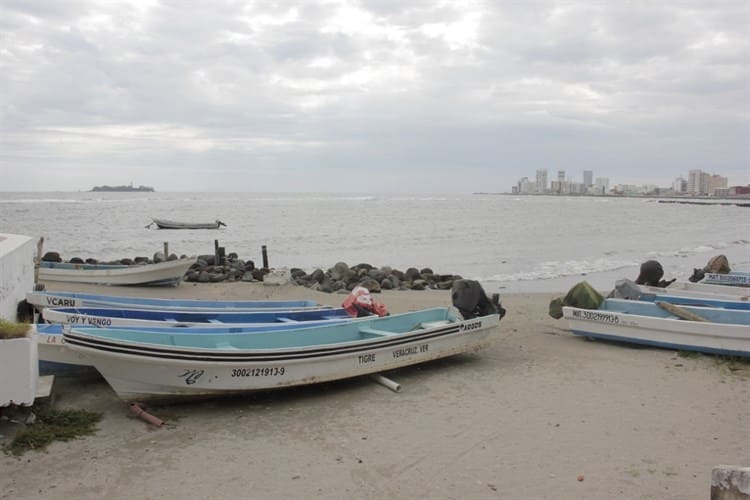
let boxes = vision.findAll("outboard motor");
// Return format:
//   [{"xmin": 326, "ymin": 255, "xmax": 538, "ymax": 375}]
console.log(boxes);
[{"xmin": 451, "ymin": 279, "xmax": 506, "ymax": 320}]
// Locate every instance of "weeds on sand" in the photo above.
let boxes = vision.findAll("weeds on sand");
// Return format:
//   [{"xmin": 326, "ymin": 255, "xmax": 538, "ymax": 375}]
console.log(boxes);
[
  {"xmin": 3, "ymin": 403, "xmax": 101, "ymax": 456},
  {"xmin": 712, "ymin": 356, "xmax": 750, "ymax": 379}
]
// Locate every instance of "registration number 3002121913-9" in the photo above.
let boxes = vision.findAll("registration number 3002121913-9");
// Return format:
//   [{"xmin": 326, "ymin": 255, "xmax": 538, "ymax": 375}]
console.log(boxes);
[{"xmin": 231, "ymin": 367, "xmax": 285, "ymax": 377}]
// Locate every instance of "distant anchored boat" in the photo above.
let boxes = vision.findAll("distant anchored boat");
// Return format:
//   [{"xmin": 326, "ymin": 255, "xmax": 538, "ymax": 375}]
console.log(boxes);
[{"xmin": 149, "ymin": 218, "xmax": 226, "ymax": 229}]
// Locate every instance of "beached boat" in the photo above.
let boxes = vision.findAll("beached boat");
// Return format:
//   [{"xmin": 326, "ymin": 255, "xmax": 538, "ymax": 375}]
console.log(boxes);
[
  {"xmin": 26, "ymin": 290, "xmax": 330, "ymax": 312},
  {"xmin": 150, "ymin": 218, "xmax": 226, "ymax": 230},
  {"xmin": 563, "ymin": 298, "xmax": 750, "ymax": 357},
  {"xmin": 42, "ymin": 305, "xmax": 352, "ymax": 328},
  {"xmin": 61, "ymin": 307, "xmax": 501, "ymax": 401},
  {"xmin": 640, "ymin": 281, "xmax": 750, "ymax": 299},
  {"xmin": 35, "ymin": 320, "xmax": 354, "ymax": 369},
  {"xmin": 702, "ymin": 272, "xmax": 750, "ymax": 287},
  {"xmin": 638, "ymin": 292, "xmax": 750, "ymax": 310},
  {"xmin": 38, "ymin": 258, "xmax": 194, "ymax": 286}
]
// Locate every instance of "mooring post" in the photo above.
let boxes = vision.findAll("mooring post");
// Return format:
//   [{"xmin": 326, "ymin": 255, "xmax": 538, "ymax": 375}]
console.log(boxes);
[
  {"xmin": 262, "ymin": 245, "xmax": 268, "ymax": 269},
  {"xmin": 34, "ymin": 236, "xmax": 44, "ymax": 285},
  {"xmin": 214, "ymin": 239, "xmax": 220, "ymax": 266},
  {"xmin": 163, "ymin": 242, "xmax": 169, "ymax": 259}
]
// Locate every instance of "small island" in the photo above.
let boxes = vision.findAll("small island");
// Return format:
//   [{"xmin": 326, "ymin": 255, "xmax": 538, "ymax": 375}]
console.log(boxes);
[{"xmin": 91, "ymin": 183, "xmax": 154, "ymax": 192}]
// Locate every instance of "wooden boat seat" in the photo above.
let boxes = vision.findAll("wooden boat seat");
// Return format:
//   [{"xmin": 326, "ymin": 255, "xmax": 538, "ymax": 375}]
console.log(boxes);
[
  {"xmin": 359, "ymin": 327, "xmax": 397, "ymax": 337},
  {"xmin": 420, "ymin": 320, "xmax": 452, "ymax": 329},
  {"xmin": 215, "ymin": 341, "xmax": 237, "ymax": 349}
]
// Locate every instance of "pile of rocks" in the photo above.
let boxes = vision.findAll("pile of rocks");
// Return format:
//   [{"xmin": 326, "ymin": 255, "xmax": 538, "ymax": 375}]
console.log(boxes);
[
  {"xmin": 186, "ymin": 255, "xmax": 461, "ymax": 293},
  {"xmin": 41, "ymin": 251, "xmax": 185, "ymax": 266},
  {"xmin": 289, "ymin": 262, "xmax": 462, "ymax": 293},
  {"xmin": 42, "ymin": 251, "xmax": 463, "ymax": 293}
]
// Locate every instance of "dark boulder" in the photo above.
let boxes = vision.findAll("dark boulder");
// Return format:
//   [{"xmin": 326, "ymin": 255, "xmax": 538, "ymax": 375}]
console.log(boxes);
[{"xmin": 42, "ymin": 252, "xmax": 62, "ymax": 262}]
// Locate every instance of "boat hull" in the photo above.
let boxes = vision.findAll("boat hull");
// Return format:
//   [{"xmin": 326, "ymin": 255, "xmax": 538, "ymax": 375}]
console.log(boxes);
[
  {"xmin": 38, "ymin": 258, "xmax": 194, "ymax": 286},
  {"xmin": 702, "ymin": 272, "xmax": 750, "ymax": 287},
  {"xmin": 26, "ymin": 291, "xmax": 329, "ymax": 312},
  {"xmin": 63, "ymin": 312, "xmax": 500, "ymax": 402},
  {"xmin": 641, "ymin": 281, "xmax": 750, "ymax": 299},
  {"xmin": 563, "ymin": 306, "xmax": 750, "ymax": 357},
  {"xmin": 152, "ymin": 219, "xmax": 223, "ymax": 229},
  {"xmin": 42, "ymin": 306, "xmax": 351, "ymax": 328}
]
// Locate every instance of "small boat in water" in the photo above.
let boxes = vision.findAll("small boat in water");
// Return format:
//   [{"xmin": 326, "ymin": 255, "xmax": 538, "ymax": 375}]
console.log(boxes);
[
  {"xmin": 563, "ymin": 298, "xmax": 750, "ymax": 357},
  {"xmin": 61, "ymin": 307, "xmax": 501, "ymax": 402},
  {"xmin": 37, "ymin": 258, "xmax": 195, "ymax": 286},
  {"xmin": 150, "ymin": 218, "xmax": 226, "ymax": 229},
  {"xmin": 26, "ymin": 290, "xmax": 330, "ymax": 312},
  {"xmin": 42, "ymin": 305, "xmax": 352, "ymax": 328}
]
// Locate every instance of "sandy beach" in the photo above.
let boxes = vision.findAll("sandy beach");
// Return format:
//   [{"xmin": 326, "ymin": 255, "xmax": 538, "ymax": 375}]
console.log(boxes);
[{"xmin": 2, "ymin": 281, "xmax": 748, "ymax": 500}]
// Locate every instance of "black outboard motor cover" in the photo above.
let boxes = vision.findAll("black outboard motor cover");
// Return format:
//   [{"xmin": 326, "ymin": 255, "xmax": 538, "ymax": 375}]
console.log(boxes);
[{"xmin": 451, "ymin": 279, "xmax": 506, "ymax": 320}]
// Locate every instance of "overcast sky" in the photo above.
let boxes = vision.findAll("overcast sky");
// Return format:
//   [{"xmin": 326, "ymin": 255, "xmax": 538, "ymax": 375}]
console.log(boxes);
[{"xmin": 1, "ymin": 1, "xmax": 748, "ymax": 192}]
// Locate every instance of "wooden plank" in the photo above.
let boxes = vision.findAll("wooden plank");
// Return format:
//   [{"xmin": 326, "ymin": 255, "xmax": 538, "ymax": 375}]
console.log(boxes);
[{"xmin": 655, "ymin": 301, "xmax": 710, "ymax": 322}]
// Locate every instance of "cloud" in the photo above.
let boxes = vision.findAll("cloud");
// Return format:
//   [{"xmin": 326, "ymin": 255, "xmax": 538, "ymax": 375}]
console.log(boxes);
[{"xmin": 1, "ymin": 0, "xmax": 748, "ymax": 191}]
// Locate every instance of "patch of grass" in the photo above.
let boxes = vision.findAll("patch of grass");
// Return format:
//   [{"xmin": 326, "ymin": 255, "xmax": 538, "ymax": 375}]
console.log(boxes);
[
  {"xmin": 0, "ymin": 319, "xmax": 30, "ymax": 340},
  {"xmin": 713, "ymin": 356, "xmax": 750, "ymax": 379},
  {"xmin": 4, "ymin": 404, "xmax": 102, "ymax": 456},
  {"xmin": 677, "ymin": 350, "xmax": 701, "ymax": 359}
]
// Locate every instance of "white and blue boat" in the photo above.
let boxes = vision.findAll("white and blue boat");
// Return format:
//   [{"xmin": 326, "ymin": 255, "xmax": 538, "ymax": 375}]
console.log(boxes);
[
  {"xmin": 702, "ymin": 271, "xmax": 750, "ymax": 287},
  {"xmin": 38, "ymin": 258, "xmax": 194, "ymax": 286},
  {"xmin": 42, "ymin": 306, "xmax": 352, "ymax": 328},
  {"xmin": 27, "ymin": 290, "xmax": 330, "ymax": 312},
  {"xmin": 637, "ymin": 291, "xmax": 750, "ymax": 311},
  {"xmin": 35, "ymin": 320, "xmax": 350, "ymax": 370},
  {"xmin": 563, "ymin": 298, "xmax": 750, "ymax": 358},
  {"xmin": 61, "ymin": 307, "xmax": 501, "ymax": 402},
  {"xmin": 639, "ymin": 281, "xmax": 749, "ymax": 299}
]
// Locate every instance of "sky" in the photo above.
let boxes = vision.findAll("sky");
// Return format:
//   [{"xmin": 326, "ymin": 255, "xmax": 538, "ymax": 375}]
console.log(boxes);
[{"xmin": 1, "ymin": 0, "xmax": 749, "ymax": 193}]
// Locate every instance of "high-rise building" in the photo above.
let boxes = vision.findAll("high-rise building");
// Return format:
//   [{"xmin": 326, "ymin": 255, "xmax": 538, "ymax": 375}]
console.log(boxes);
[
  {"xmin": 688, "ymin": 169, "xmax": 709, "ymax": 194},
  {"xmin": 595, "ymin": 177, "xmax": 609, "ymax": 195},
  {"xmin": 557, "ymin": 170, "xmax": 565, "ymax": 183},
  {"xmin": 672, "ymin": 177, "xmax": 687, "ymax": 193},
  {"xmin": 708, "ymin": 174, "xmax": 728, "ymax": 195},
  {"xmin": 535, "ymin": 169, "xmax": 548, "ymax": 193},
  {"xmin": 583, "ymin": 170, "xmax": 593, "ymax": 187}
]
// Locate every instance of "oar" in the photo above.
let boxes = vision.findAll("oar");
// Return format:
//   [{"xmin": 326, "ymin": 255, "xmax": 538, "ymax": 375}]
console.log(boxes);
[{"xmin": 655, "ymin": 301, "xmax": 710, "ymax": 322}]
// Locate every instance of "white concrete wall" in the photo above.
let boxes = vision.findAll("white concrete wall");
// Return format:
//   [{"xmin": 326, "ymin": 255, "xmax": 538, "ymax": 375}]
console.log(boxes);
[{"xmin": 0, "ymin": 233, "xmax": 35, "ymax": 322}]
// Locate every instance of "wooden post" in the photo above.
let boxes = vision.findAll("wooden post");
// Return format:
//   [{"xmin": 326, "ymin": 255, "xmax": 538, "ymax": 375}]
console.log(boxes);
[
  {"xmin": 214, "ymin": 239, "xmax": 220, "ymax": 266},
  {"xmin": 163, "ymin": 242, "xmax": 169, "ymax": 259},
  {"xmin": 261, "ymin": 245, "xmax": 268, "ymax": 269}
]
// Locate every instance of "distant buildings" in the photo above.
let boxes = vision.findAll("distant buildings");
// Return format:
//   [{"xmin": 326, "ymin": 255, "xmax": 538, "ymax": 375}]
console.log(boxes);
[{"xmin": 511, "ymin": 168, "xmax": 744, "ymax": 197}]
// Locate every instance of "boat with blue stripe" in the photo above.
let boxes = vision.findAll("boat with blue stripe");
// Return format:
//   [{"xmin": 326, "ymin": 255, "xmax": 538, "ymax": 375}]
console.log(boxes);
[
  {"xmin": 27, "ymin": 290, "xmax": 329, "ymax": 312},
  {"xmin": 60, "ymin": 307, "xmax": 501, "ymax": 402},
  {"xmin": 42, "ymin": 306, "xmax": 352, "ymax": 328}
]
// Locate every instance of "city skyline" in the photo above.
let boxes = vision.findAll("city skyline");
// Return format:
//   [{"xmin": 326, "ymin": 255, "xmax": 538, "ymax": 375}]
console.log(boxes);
[{"xmin": 513, "ymin": 167, "xmax": 742, "ymax": 196}]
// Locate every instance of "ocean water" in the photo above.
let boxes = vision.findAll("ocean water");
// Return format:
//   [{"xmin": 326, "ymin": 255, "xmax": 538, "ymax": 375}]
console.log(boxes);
[{"xmin": 1, "ymin": 192, "xmax": 748, "ymax": 294}]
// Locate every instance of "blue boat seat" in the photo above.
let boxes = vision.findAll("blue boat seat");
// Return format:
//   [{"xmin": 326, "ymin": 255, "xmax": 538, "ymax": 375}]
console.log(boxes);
[
  {"xmin": 420, "ymin": 320, "xmax": 452, "ymax": 329},
  {"xmin": 358, "ymin": 327, "xmax": 396, "ymax": 337}
]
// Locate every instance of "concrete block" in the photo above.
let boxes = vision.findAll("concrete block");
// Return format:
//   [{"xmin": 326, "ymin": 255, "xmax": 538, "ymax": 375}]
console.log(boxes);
[
  {"xmin": 0, "ymin": 332, "xmax": 39, "ymax": 406},
  {"xmin": 712, "ymin": 465, "xmax": 750, "ymax": 500}
]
